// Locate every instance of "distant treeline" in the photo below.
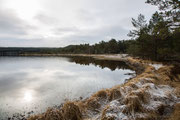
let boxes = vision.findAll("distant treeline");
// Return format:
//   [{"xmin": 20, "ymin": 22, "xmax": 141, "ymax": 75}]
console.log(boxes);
[
  {"xmin": 0, "ymin": 47, "xmax": 61, "ymax": 55},
  {"xmin": 59, "ymin": 39, "xmax": 132, "ymax": 54},
  {"xmin": 0, "ymin": 0, "xmax": 179, "ymax": 61},
  {"xmin": 0, "ymin": 40, "xmax": 132, "ymax": 55}
]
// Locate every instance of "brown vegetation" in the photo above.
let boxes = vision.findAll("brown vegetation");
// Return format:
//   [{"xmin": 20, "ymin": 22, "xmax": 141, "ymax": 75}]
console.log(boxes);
[{"xmin": 28, "ymin": 102, "xmax": 82, "ymax": 120}]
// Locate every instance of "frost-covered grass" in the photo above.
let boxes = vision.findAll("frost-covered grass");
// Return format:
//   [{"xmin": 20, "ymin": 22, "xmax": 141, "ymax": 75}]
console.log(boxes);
[
  {"xmin": 150, "ymin": 63, "xmax": 163, "ymax": 70},
  {"xmin": 102, "ymin": 82, "xmax": 177, "ymax": 120}
]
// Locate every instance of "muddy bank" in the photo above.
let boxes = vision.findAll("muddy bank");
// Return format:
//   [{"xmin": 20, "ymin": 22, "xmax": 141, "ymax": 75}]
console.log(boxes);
[{"xmin": 28, "ymin": 54, "xmax": 180, "ymax": 120}]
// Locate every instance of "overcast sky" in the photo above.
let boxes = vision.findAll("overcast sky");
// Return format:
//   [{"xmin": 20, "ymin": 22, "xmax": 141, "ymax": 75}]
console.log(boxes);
[{"xmin": 0, "ymin": 0, "xmax": 157, "ymax": 47}]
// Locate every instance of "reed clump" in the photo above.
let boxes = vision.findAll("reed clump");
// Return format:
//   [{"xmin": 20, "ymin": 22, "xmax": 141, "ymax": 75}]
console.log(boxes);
[
  {"xmin": 123, "ymin": 95, "xmax": 144, "ymax": 115},
  {"xmin": 61, "ymin": 102, "xmax": 82, "ymax": 120},
  {"xmin": 108, "ymin": 88, "xmax": 121, "ymax": 101},
  {"xmin": 85, "ymin": 97, "xmax": 101, "ymax": 111},
  {"xmin": 28, "ymin": 102, "xmax": 82, "ymax": 120},
  {"xmin": 28, "ymin": 115, "xmax": 43, "ymax": 120},
  {"xmin": 28, "ymin": 108, "xmax": 63, "ymax": 120},
  {"xmin": 129, "ymin": 88, "xmax": 150, "ymax": 104},
  {"xmin": 101, "ymin": 104, "xmax": 117, "ymax": 120},
  {"xmin": 92, "ymin": 89, "xmax": 109, "ymax": 100},
  {"xmin": 84, "ymin": 89, "xmax": 110, "ymax": 111},
  {"xmin": 44, "ymin": 108, "xmax": 63, "ymax": 120}
]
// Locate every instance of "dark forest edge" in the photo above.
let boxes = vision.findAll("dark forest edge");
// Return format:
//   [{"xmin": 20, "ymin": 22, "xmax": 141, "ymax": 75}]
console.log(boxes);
[{"xmin": 0, "ymin": 0, "xmax": 180, "ymax": 62}]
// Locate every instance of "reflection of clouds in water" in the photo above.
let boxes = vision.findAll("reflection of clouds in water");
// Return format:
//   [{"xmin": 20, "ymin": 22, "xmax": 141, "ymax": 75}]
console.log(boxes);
[
  {"xmin": 0, "ymin": 57, "xmax": 134, "ymax": 119},
  {"xmin": 23, "ymin": 91, "xmax": 33, "ymax": 102},
  {"xmin": 0, "ymin": 72, "xmax": 29, "ymax": 95}
]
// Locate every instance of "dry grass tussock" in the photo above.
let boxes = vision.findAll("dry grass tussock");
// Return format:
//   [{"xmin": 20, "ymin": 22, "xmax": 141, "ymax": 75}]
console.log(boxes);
[
  {"xmin": 28, "ymin": 56, "xmax": 180, "ymax": 120},
  {"xmin": 128, "ymin": 88, "xmax": 150, "ymax": 104},
  {"xmin": 123, "ymin": 95, "xmax": 144, "ymax": 114},
  {"xmin": 108, "ymin": 87, "xmax": 121, "ymax": 101},
  {"xmin": 28, "ymin": 102, "xmax": 82, "ymax": 120},
  {"xmin": 91, "ymin": 89, "xmax": 109, "ymax": 100},
  {"xmin": 28, "ymin": 108, "xmax": 63, "ymax": 120}
]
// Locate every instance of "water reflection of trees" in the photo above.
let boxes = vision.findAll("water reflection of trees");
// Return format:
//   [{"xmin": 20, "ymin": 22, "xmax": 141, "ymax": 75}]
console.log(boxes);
[{"xmin": 68, "ymin": 56, "xmax": 132, "ymax": 71}]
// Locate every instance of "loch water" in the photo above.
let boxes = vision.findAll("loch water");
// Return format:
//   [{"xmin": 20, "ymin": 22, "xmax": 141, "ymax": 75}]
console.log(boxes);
[{"xmin": 0, "ymin": 56, "xmax": 135, "ymax": 119}]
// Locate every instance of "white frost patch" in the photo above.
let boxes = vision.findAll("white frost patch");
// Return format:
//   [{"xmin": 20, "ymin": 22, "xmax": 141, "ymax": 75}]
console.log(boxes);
[
  {"xmin": 104, "ymin": 101, "xmax": 128, "ymax": 120},
  {"xmin": 102, "ymin": 54, "xmax": 128, "ymax": 60},
  {"xmin": 118, "ymin": 54, "xmax": 128, "ymax": 58},
  {"xmin": 117, "ymin": 112, "xmax": 128, "ymax": 120},
  {"xmin": 150, "ymin": 64, "xmax": 163, "ymax": 70},
  {"xmin": 144, "ymin": 84, "xmax": 173, "ymax": 98},
  {"xmin": 102, "ymin": 81, "xmax": 177, "ymax": 120},
  {"xmin": 135, "ymin": 81, "xmax": 142, "ymax": 88},
  {"xmin": 142, "ymin": 83, "xmax": 176, "ymax": 112},
  {"xmin": 145, "ymin": 101, "xmax": 163, "ymax": 110},
  {"xmin": 144, "ymin": 78, "xmax": 153, "ymax": 81},
  {"xmin": 109, "ymin": 100, "xmax": 120, "ymax": 107}
]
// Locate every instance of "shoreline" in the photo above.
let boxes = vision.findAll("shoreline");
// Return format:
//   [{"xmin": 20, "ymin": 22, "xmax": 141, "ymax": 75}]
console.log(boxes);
[
  {"xmin": 16, "ymin": 54, "xmax": 180, "ymax": 120},
  {"xmin": 20, "ymin": 54, "xmax": 147, "ymax": 75}
]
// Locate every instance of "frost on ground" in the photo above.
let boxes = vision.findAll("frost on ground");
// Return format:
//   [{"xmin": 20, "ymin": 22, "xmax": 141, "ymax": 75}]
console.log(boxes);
[
  {"xmin": 101, "ymin": 82, "xmax": 177, "ymax": 120},
  {"xmin": 86, "ymin": 59, "xmax": 179, "ymax": 120},
  {"xmin": 150, "ymin": 63, "xmax": 163, "ymax": 70}
]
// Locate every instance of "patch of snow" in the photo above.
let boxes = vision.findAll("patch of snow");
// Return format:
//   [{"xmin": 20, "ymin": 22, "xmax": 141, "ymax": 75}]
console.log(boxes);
[
  {"xmin": 146, "ymin": 84, "xmax": 173, "ymax": 98},
  {"xmin": 102, "ymin": 54, "xmax": 128, "ymax": 60},
  {"xmin": 150, "ymin": 64, "xmax": 163, "ymax": 70},
  {"xmin": 145, "ymin": 101, "xmax": 163, "ymax": 110},
  {"xmin": 117, "ymin": 112, "xmax": 128, "ymax": 120},
  {"xmin": 141, "ymin": 83, "xmax": 177, "ymax": 111},
  {"xmin": 105, "ymin": 82, "xmax": 176, "ymax": 119},
  {"xmin": 120, "ymin": 86, "xmax": 134, "ymax": 96},
  {"xmin": 106, "ymin": 113, "xmax": 118, "ymax": 118},
  {"xmin": 117, "ymin": 54, "xmax": 128, "ymax": 58},
  {"xmin": 105, "ymin": 103, "xmax": 128, "ymax": 120},
  {"xmin": 144, "ymin": 78, "xmax": 153, "ymax": 81},
  {"xmin": 109, "ymin": 100, "xmax": 120, "ymax": 106},
  {"xmin": 135, "ymin": 81, "xmax": 142, "ymax": 88}
]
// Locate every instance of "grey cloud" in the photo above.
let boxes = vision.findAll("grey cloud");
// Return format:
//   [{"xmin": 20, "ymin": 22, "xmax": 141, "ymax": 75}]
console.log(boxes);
[
  {"xmin": 0, "ymin": 0, "xmax": 157, "ymax": 47},
  {"xmin": 0, "ymin": 10, "xmax": 25, "ymax": 35},
  {"xmin": 59, "ymin": 25, "xmax": 129, "ymax": 46},
  {"xmin": 0, "ymin": 72, "xmax": 29, "ymax": 94},
  {"xmin": 97, "ymin": 25, "xmax": 129, "ymax": 39},
  {"xmin": 0, "ymin": 9, "xmax": 33, "ymax": 36},
  {"xmin": 34, "ymin": 13, "xmax": 59, "ymax": 25},
  {"xmin": 76, "ymin": 9, "xmax": 102, "ymax": 25},
  {"xmin": 0, "ymin": 37, "xmax": 46, "ymax": 47},
  {"xmin": 53, "ymin": 26, "xmax": 79, "ymax": 35}
]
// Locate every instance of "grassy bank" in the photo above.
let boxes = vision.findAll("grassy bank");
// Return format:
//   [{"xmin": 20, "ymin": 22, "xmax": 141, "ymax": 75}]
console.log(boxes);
[{"xmin": 27, "ymin": 54, "xmax": 180, "ymax": 120}]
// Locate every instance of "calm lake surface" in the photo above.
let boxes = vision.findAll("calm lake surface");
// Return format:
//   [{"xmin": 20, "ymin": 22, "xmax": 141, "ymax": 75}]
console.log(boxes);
[{"xmin": 0, "ymin": 56, "xmax": 134, "ymax": 119}]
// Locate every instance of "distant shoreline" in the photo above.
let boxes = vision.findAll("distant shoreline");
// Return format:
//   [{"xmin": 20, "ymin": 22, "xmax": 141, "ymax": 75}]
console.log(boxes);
[{"xmin": 19, "ymin": 53, "xmax": 129, "ymax": 60}]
